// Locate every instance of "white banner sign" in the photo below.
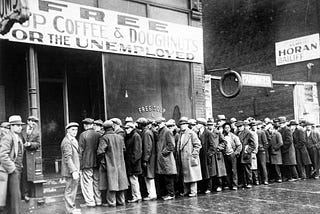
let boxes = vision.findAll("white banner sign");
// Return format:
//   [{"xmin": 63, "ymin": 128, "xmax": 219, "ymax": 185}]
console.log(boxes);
[
  {"xmin": 275, "ymin": 33, "xmax": 320, "ymax": 66},
  {"xmin": 0, "ymin": 0, "xmax": 203, "ymax": 63},
  {"xmin": 241, "ymin": 72, "xmax": 273, "ymax": 88}
]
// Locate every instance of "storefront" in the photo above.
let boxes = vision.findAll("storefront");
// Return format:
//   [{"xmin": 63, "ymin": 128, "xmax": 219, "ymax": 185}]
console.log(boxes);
[{"xmin": 0, "ymin": 0, "xmax": 204, "ymax": 198}]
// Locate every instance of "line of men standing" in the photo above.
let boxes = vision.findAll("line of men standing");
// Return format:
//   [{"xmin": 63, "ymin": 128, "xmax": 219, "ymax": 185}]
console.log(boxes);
[{"xmin": 60, "ymin": 114, "xmax": 320, "ymax": 214}]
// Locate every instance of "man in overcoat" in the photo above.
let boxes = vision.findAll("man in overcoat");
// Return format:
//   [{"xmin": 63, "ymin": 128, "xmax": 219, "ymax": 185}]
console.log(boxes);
[
  {"xmin": 111, "ymin": 118, "xmax": 125, "ymax": 139},
  {"xmin": 137, "ymin": 118, "xmax": 157, "ymax": 201},
  {"xmin": 304, "ymin": 121, "xmax": 320, "ymax": 178},
  {"xmin": 0, "ymin": 115, "xmax": 26, "ymax": 214},
  {"xmin": 176, "ymin": 117, "xmax": 202, "ymax": 197},
  {"xmin": 237, "ymin": 120, "xmax": 256, "ymax": 188},
  {"xmin": 78, "ymin": 118, "xmax": 102, "ymax": 207},
  {"xmin": 155, "ymin": 117, "xmax": 177, "ymax": 200},
  {"xmin": 256, "ymin": 121, "xmax": 269, "ymax": 185},
  {"xmin": 196, "ymin": 118, "xmax": 215, "ymax": 193},
  {"xmin": 124, "ymin": 122, "xmax": 143, "ymax": 203},
  {"xmin": 97, "ymin": 120, "xmax": 128, "ymax": 207},
  {"xmin": 61, "ymin": 122, "xmax": 81, "ymax": 214},
  {"xmin": 290, "ymin": 120, "xmax": 311, "ymax": 180},
  {"xmin": 21, "ymin": 116, "xmax": 41, "ymax": 201},
  {"xmin": 278, "ymin": 117, "xmax": 299, "ymax": 181},
  {"xmin": 268, "ymin": 122, "xmax": 283, "ymax": 182}
]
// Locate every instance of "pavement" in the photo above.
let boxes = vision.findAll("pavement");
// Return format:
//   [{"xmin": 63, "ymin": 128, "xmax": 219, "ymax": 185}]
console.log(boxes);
[{"xmin": 23, "ymin": 179, "xmax": 320, "ymax": 214}]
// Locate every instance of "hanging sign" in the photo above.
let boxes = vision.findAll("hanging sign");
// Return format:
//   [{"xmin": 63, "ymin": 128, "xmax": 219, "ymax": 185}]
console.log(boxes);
[
  {"xmin": 275, "ymin": 33, "xmax": 320, "ymax": 66},
  {"xmin": 0, "ymin": 0, "xmax": 203, "ymax": 63}
]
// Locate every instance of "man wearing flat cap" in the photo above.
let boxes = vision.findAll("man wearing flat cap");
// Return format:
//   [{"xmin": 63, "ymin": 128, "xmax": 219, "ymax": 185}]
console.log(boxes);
[
  {"xmin": 217, "ymin": 115, "xmax": 226, "ymax": 133},
  {"xmin": 111, "ymin": 118, "xmax": 125, "ymax": 139},
  {"xmin": 93, "ymin": 119, "xmax": 104, "ymax": 135},
  {"xmin": 21, "ymin": 115, "xmax": 41, "ymax": 202},
  {"xmin": 155, "ymin": 117, "xmax": 177, "ymax": 200},
  {"xmin": 124, "ymin": 122, "xmax": 143, "ymax": 203},
  {"xmin": 278, "ymin": 117, "xmax": 299, "ymax": 181},
  {"xmin": 206, "ymin": 118, "xmax": 215, "ymax": 132},
  {"xmin": 78, "ymin": 118, "xmax": 102, "ymax": 207},
  {"xmin": 304, "ymin": 121, "xmax": 320, "ymax": 179},
  {"xmin": 137, "ymin": 118, "xmax": 157, "ymax": 201},
  {"xmin": 0, "ymin": 115, "xmax": 26, "ymax": 214},
  {"xmin": 97, "ymin": 120, "xmax": 128, "ymax": 207},
  {"xmin": 196, "ymin": 118, "xmax": 215, "ymax": 193},
  {"xmin": 289, "ymin": 120, "xmax": 311, "ymax": 180},
  {"xmin": 0, "ymin": 122, "xmax": 10, "ymax": 140},
  {"xmin": 61, "ymin": 122, "xmax": 81, "ymax": 214}
]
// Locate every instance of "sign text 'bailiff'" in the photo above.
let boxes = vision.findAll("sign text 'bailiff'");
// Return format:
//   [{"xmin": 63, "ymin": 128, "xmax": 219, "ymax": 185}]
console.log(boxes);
[
  {"xmin": 0, "ymin": 0, "xmax": 203, "ymax": 63},
  {"xmin": 275, "ymin": 34, "xmax": 320, "ymax": 66}
]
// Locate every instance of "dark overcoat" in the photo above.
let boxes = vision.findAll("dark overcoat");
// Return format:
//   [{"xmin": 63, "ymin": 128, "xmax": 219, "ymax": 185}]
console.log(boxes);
[
  {"xmin": 269, "ymin": 131, "xmax": 283, "ymax": 165},
  {"xmin": 199, "ymin": 128, "xmax": 215, "ymax": 179},
  {"xmin": 61, "ymin": 135, "xmax": 80, "ymax": 177},
  {"xmin": 78, "ymin": 128, "xmax": 101, "ymax": 169},
  {"xmin": 176, "ymin": 128, "xmax": 202, "ymax": 183},
  {"xmin": 238, "ymin": 129, "xmax": 255, "ymax": 164},
  {"xmin": 97, "ymin": 130, "xmax": 128, "ymax": 191},
  {"xmin": 156, "ymin": 126, "xmax": 177, "ymax": 175},
  {"xmin": 293, "ymin": 127, "xmax": 311, "ymax": 165},
  {"xmin": 141, "ymin": 127, "xmax": 156, "ymax": 178},
  {"xmin": 124, "ymin": 130, "xmax": 142, "ymax": 176},
  {"xmin": 212, "ymin": 130, "xmax": 227, "ymax": 177},
  {"xmin": 279, "ymin": 126, "xmax": 297, "ymax": 165}
]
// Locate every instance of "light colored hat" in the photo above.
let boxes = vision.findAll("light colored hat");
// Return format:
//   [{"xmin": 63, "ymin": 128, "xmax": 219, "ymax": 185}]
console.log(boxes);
[
  {"xmin": 0, "ymin": 122, "xmax": 10, "ymax": 129},
  {"xmin": 94, "ymin": 119, "xmax": 103, "ymax": 126},
  {"xmin": 124, "ymin": 122, "xmax": 135, "ymax": 129},
  {"xmin": 27, "ymin": 115, "xmax": 39, "ymax": 122},
  {"xmin": 179, "ymin": 117, "xmax": 189, "ymax": 125},
  {"xmin": 166, "ymin": 119, "xmax": 176, "ymax": 127},
  {"xmin": 188, "ymin": 119, "xmax": 197, "ymax": 125},
  {"xmin": 207, "ymin": 118, "xmax": 214, "ymax": 125},
  {"xmin": 278, "ymin": 116, "xmax": 287, "ymax": 124},
  {"xmin": 196, "ymin": 118, "xmax": 207, "ymax": 126},
  {"xmin": 136, "ymin": 117, "xmax": 148, "ymax": 124},
  {"xmin": 82, "ymin": 118, "xmax": 94, "ymax": 124},
  {"xmin": 155, "ymin": 117, "xmax": 166, "ymax": 124},
  {"xmin": 230, "ymin": 117, "xmax": 237, "ymax": 123},
  {"xmin": 217, "ymin": 115, "xmax": 226, "ymax": 120},
  {"xmin": 111, "ymin": 118, "xmax": 122, "ymax": 126},
  {"xmin": 9, "ymin": 115, "xmax": 25, "ymax": 125},
  {"xmin": 65, "ymin": 122, "xmax": 79, "ymax": 130},
  {"xmin": 103, "ymin": 120, "xmax": 113, "ymax": 128},
  {"xmin": 125, "ymin": 117, "xmax": 133, "ymax": 123}
]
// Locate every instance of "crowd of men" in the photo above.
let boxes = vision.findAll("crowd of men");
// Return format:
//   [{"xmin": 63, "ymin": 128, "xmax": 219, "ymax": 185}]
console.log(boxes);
[{"xmin": 1, "ymin": 114, "xmax": 320, "ymax": 214}]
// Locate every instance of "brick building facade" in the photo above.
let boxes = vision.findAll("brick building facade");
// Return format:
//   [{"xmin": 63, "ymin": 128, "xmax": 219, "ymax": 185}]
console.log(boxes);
[{"xmin": 203, "ymin": 0, "xmax": 320, "ymax": 122}]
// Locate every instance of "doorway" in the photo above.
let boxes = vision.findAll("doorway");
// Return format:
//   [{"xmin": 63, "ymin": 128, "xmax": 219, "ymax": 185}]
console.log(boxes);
[{"xmin": 38, "ymin": 47, "xmax": 103, "ymax": 175}]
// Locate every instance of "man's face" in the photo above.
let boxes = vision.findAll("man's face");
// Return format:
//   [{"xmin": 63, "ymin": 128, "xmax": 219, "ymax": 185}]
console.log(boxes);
[
  {"xmin": 180, "ymin": 124, "xmax": 188, "ymax": 131},
  {"xmin": 251, "ymin": 125, "xmax": 257, "ymax": 131},
  {"xmin": 224, "ymin": 124, "xmax": 231, "ymax": 133},
  {"xmin": 93, "ymin": 124, "xmax": 100, "ymax": 131},
  {"xmin": 207, "ymin": 124, "xmax": 214, "ymax": 131},
  {"xmin": 306, "ymin": 125, "xmax": 312, "ymax": 131},
  {"xmin": 11, "ymin": 124, "xmax": 23, "ymax": 134},
  {"xmin": 238, "ymin": 125, "xmax": 244, "ymax": 131},
  {"xmin": 125, "ymin": 127, "xmax": 133, "ymax": 134},
  {"xmin": 83, "ymin": 123, "xmax": 93, "ymax": 130},
  {"xmin": 27, "ymin": 119, "xmax": 37, "ymax": 128},
  {"xmin": 67, "ymin": 127, "xmax": 78, "ymax": 137},
  {"xmin": 196, "ymin": 123, "xmax": 202, "ymax": 130}
]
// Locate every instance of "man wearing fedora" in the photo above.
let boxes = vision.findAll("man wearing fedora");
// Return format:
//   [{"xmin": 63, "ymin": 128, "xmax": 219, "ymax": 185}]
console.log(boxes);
[
  {"xmin": 0, "ymin": 115, "xmax": 26, "ymax": 214},
  {"xmin": 61, "ymin": 122, "xmax": 81, "ymax": 214},
  {"xmin": 278, "ymin": 117, "xmax": 299, "ymax": 182},
  {"xmin": 304, "ymin": 121, "xmax": 320, "ymax": 179},
  {"xmin": 79, "ymin": 118, "xmax": 102, "ymax": 207},
  {"xmin": 21, "ymin": 115, "xmax": 41, "ymax": 202},
  {"xmin": 289, "ymin": 120, "xmax": 311, "ymax": 180}
]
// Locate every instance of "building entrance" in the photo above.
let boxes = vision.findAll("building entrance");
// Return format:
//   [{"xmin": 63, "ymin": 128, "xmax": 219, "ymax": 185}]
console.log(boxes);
[{"xmin": 38, "ymin": 47, "xmax": 103, "ymax": 175}]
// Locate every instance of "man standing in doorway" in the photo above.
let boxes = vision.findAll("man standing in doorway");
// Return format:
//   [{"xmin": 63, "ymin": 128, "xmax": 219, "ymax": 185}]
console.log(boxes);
[
  {"xmin": 61, "ymin": 122, "xmax": 81, "ymax": 214},
  {"xmin": 0, "ymin": 115, "xmax": 26, "ymax": 214},
  {"xmin": 21, "ymin": 116, "xmax": 41, "ymax": 202},
  {"xmin": 79, "ymin": 118, "xmax": 102, "ymax": 207}
]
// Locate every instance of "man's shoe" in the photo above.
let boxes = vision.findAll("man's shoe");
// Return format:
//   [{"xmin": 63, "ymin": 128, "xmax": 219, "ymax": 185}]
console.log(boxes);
[
  {"xmin": 245, "ymin": 184, "xmax": 252, "ymax": 189},
  {"xmin": 223, "ymin": 187, "xmax": 230, "ymax": 190},
  {"xmin": 102, "ymin": 203, "xmax": 109, "ymax": 207},
  {"xmin": 204, "ymin": 190, "xmax": 211, "ymax": 194},
  {"xmin": 288, "ymin": 178, "xmax": 298, "ymax": 182},
  {"xmin": 72, "ymin": 208, "xmax": 82, "ymax": 214},
  {"xmin": 216, "ymin": 187, "xmax": 222, "ymax": 192},
  {"xmin": 80, "ymin": 203, "xmax": 95, "ymax": 208},
  {"xmin": 128, "ymin": 198, "xmax": 141, "ymax": 203},
  {"xmin": 232, "ymin": 186, "xmax": 238, "ymax": 190},
  {"xmin": 162, "ymin": 195, "xmax": 174, "ymax": 201},
  {"xmin": 263, "ymin": 181, "xmax": 269, "ymax": 185},
  {"xmin": 188, "ymin": 193, "xmax": 197, "ymax": 197},
  {"xmin": 276, "ymin": 179, "xmax": 282, "ymax": 183},
  {"xmin": 143, "ymin": 196, "xmax": 157, "ymax": 201},
  {"xmin": 24, "ymin": 195, "xmax": 30, "ymax": 202}
]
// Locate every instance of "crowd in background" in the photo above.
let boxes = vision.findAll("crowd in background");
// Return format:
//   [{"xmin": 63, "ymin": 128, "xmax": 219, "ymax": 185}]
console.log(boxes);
[{"xmin": 1, "ymin": 113, "xmax": 320, "ymax": 214}]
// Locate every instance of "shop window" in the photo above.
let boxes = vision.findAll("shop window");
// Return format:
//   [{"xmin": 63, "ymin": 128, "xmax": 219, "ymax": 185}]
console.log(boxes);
[
  {"xmin": 103, "ymin": 54, "xmax": 192, "ymax": 121},
  {"xmin": 147, "ymin": 0, "xmax": 188, "ymax": 9},
  {"xmin": 99, "ymin": 0, "xmax": 147, "ymax": 17},
  {"xmin": 149, "ymin": 6, "xmax": 188, "ymax": 25}
]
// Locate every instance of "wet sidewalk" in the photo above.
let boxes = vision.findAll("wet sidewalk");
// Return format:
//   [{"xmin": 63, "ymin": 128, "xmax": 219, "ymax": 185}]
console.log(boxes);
[{"xmin": 23, "ymin": 179, "xmax": 320, "ymax": 214}]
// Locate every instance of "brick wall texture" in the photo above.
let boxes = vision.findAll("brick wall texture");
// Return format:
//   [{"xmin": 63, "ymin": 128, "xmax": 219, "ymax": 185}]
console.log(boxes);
[{"xmin": 203, "ymin": 0, "xmax": 320, "ymax": 121}]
